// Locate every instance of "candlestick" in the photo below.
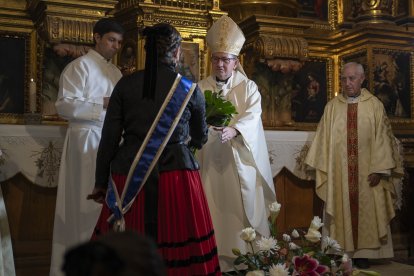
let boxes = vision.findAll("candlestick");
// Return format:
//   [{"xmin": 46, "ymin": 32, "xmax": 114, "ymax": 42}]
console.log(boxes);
[{"xmin": 29, "ymin": 78, "xmax": 36, "ymax": 113}]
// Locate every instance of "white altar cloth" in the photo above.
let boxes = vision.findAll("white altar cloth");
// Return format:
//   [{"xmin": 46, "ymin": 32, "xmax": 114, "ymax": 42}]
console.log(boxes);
[
  {"xmin": 0, "ymin": 124, "xmax": 66, "ymax": 276},
  {"xmin": 0, "ymin": 124, "xmax": 66, "ymax": 187},
  {"xmin": 264, "ymin": 130, "xmax": 315, "ymax": 180}
]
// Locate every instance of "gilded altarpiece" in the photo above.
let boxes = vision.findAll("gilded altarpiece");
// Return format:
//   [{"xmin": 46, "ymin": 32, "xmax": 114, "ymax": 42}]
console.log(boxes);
[{"xmin": 113, "ymin": 0, "xmax": 223, "ymax": 84}]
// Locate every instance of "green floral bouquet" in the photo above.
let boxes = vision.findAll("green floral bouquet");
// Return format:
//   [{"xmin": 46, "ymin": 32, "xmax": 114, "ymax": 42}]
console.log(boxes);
[
  {"xmin": 204, "ymin": 90, "xmax": 237, "ymax": 127},
  {"xmin": 231, "ymin": 201, "xmax": 380, "ymax": 276}
]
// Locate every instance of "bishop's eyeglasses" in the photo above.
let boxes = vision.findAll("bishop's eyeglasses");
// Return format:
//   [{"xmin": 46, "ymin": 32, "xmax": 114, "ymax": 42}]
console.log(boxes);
[{"xmin": 211, "ymin": 56, "xmax": 237, "ymax": 64}]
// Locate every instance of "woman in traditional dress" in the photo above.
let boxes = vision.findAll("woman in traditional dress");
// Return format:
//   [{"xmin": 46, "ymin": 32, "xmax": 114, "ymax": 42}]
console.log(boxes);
[{"xmin": 88, "ymin": 23, "xmax": 221, "ymax": 275}]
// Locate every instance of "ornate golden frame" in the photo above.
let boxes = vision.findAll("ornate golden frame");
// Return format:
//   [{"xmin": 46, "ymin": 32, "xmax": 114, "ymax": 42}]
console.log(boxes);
[
  {"xmin": 0, "ymin": 31, "xmax": 33, "ymax": 124},
  {"xmin": 253, "ymin": 55, "xmax": 333, "ymax": 131}
]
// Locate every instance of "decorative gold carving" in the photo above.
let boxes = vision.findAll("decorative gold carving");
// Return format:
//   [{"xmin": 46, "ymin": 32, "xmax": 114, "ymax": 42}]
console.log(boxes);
[
  {"xmin": 221, "ymin": 0, "xmax": 299, "ymax": 22},
  {"xmin": 354, "ymin": 0, "xmax": 396, "ymax": 24},
  {"xmin": 117, "ymin": 0, "xmax": 214, "ymax": 11},
  {"xmin": 28, "ymin": 0, "xmax": 118, "ymax": 44},
  {"xmin": 253, "ymin": 35, "xmax": 308, "ymax": 60},
  {"xmin": 114, "ymin": 2, "xmax": 213, "ymax": 79},
  {"xmin": 45, "ymin": 16, "xmax": 95, "ymax": 43}
]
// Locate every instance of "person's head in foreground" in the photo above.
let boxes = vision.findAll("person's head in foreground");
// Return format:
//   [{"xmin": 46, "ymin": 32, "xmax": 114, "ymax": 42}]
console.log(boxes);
[{"xmin": 62, "ymin": 231, "xmax": 166, "ymax": 276}]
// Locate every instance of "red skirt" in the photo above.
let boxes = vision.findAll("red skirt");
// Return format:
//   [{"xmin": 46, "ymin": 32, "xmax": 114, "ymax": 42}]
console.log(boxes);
[{"xmin": 93, "ymin": 170, "xmax": 221, "ymax": 276}]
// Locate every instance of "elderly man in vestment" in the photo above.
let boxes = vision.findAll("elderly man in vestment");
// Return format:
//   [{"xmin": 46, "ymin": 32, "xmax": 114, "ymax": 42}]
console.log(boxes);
[
  {"xmin": 305, "ymin": 62, "xmax": 403, "ymax": 269},
  {"xmin": 197, "ymin": 15, "xmax": 275, "ymax": 272},
  {"xmin": 50, "ymin": 18, "xmax": 124, "ymax": 276}
]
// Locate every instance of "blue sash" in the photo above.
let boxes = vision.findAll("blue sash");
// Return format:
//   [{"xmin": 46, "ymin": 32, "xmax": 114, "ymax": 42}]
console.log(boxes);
[{"xmin": 106, "ymin": 74, "xmax": 196, "ymax": 230}]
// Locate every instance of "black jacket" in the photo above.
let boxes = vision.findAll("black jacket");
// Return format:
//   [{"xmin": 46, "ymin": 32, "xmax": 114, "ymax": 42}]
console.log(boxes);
[{"xmin": 95, "ymin": 64, "xmax": 208, "ymax": 189}]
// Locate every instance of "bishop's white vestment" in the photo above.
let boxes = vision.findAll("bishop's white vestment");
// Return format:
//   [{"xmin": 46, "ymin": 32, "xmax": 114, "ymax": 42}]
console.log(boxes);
[
  {"xmin": 50, "ymin": 49, "xmax": 122, "ymax": 276},
  {"xmin": 197, "ymin": 70, "xmax": 275, "ymax": 271}
]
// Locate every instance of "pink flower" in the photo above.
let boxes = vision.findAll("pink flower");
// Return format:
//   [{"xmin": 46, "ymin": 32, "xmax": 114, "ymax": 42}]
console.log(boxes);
[
  {"xmin": 292, "ymin": 255, "xmax": 329, "ymax": 276},
  {"xmin": 339, "ymin": 256, "xmax": 353, "ymax": 276}
]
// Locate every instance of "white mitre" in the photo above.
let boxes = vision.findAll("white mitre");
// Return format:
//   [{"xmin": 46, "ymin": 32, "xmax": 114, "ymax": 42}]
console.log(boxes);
[
  {"xmin": 206, "ymin": 15, "xmax": 246, "ymax": 75},
  {"xmin": 206, "ymin": 15, "xmax": 245, "ymax": 56}
]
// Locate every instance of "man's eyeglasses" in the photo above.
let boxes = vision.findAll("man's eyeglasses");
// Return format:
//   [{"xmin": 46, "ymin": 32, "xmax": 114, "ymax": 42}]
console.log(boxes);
[{"xmin": 211, "ymin": 56, "xmax": 237, "ymax": 64}]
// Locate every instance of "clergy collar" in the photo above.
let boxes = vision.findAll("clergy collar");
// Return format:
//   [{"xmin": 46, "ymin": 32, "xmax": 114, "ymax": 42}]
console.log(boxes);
[
  {"xmin": 215, "ymin": 75, "xmax": 231, "ymax": 84},
  {"xmin": 89, "ymin": 49, "xmax": 112, "ymax": 63},
  {"xmin": 346, "ymin": 93, "xmax": 361, "ymax": 103}
]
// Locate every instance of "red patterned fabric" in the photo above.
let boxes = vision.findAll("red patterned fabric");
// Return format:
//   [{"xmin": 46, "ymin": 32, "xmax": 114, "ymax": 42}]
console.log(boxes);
[
  {"xmin": 347, "ymin": 103, "xmax": 359, "ymax": 247},
  {"xmin": 93, "ymin": 171, "xmax": 221, "ymax": 276}
]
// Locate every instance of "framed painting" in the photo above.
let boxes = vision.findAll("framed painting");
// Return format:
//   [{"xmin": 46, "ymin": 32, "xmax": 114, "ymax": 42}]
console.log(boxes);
[
  {"xmin": 297, "ymin": 0, "xmax": 328, "ymax": 21},
  {"xmin": 252, "ymin": 57, "xmax": 332, "ymax": 129},
  {"xmin": 0, "ymin": 32, "xmax": 30, "ymax": 123},
  {"xmin": 371, "ymin": 48, "xmax": 413, "ymax": 121},
  {"xmin": 177, "ymin": 41, "xmax": 200, "ymax": 82},
  {"xmin": 291, "ymin": 58, "xmax": 331, "ymax": 123},
  {"xmin": 119, "ymin": 39, "xmax": 137, "ymax": 76},
  {"xmin": 40, "ymin": 42, "xmax": 87, "ymax": 121}
]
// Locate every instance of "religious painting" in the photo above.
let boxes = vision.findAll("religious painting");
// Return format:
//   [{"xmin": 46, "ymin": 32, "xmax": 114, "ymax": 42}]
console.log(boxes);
[
  {"xmin": 0, "ymin": 33, "xmax": 29, "ymax": 123},
  {"xmin": 372, "ymin": 48, "xmax": 412, "ymax": 120},
  {"xmin": 252, "ymin": 57, "xmax": 332, "ymax": 128},
  {"xmin": 291, "ymin": 59, "xmax": 330, "ymax": 123},
  {"xmin": 396, "ymin": 0, "xmax": 409, "ymax": 17},
  {"xmin": 177, "ymin": 41, "xmax": 199, "ymax": 82},
  {"xmin": 119, "ymin": 40, "xmax": 137, "ymax": 76},
  {"xmin": 40, "ymin": 43, "xmax": 87, "ymax": 120},
  {"xmin": 297, "ymin": 0, "xmax": 328, "ymax": 21}
]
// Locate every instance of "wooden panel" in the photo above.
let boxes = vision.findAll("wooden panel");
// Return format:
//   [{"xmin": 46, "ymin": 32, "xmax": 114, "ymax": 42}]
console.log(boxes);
[
  {"xmin": 1, "ymin": 173, "xmax": 57, "ymax": 276},
  {"xmin": 274, "ymin": 167, "xmax": 323, "ymax": 235}
]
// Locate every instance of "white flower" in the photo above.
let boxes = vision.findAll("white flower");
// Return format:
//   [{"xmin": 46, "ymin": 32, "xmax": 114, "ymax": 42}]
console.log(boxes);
[
  {"xmin": 309, "ymin": 216, "xmax": 324, "ymax": 230},
  {"xmin": 256, "ymin": 236, "xmax": 279, "ymax": 252},
  {"xmin": 291, "ymin": 229, "xmax": 300, "ymax": 238},
  {"xmin": 240, "ymin": 227, "xmax": 256, "ymax": 242},
  {"xmin": 269, "ymin": 201, "xmax": 281, "ymax": 223},
  {"xmin": 269, "ymin": 263, "xmax": 289, "ymax": 276},
  {"xmin": 269, "ymin": 201, "xmax": 281, "ymax": 214},
  {"xmin": 289, "ymin": 242, "xmax": 300, "ymax": 250},
  {"xmin": 322, "ymin": 236, "xmax": 341, "ymax": 252},
  {"xmin": 246, "ymin": 270, "xmax": 265, "ymax": 276},
  {"xmin": 342, "ymin": 253, "xmax": 349, "ymax": 263},
  {"xmin": 304, "ymin": 228, "xmax": 322, "ymax": 243},
  {"xmin": 282, "ymin": 234, "xmax": 291, "ymax": 242}
]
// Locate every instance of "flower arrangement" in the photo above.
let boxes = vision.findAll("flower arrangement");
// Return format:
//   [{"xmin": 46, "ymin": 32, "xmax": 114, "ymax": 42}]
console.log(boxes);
[
  {"xmin": 204, "ymin": 90, "xmax": 237, "ymax": 127},
  {"xmin": 231, "ymin": 201, "xmax": 380, "ymax": 276}
]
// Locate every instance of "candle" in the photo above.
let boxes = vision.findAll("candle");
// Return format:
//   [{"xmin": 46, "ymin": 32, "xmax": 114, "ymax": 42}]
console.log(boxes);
[{"xmin": 29, "ymin": 78, "xmax": 36, "ymax": 112}]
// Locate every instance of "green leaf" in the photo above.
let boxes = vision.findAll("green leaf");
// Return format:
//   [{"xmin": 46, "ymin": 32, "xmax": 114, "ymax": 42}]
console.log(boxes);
[{"xmin": 204, "ymin": 90, "xmax": 238, "ymax": 127}]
